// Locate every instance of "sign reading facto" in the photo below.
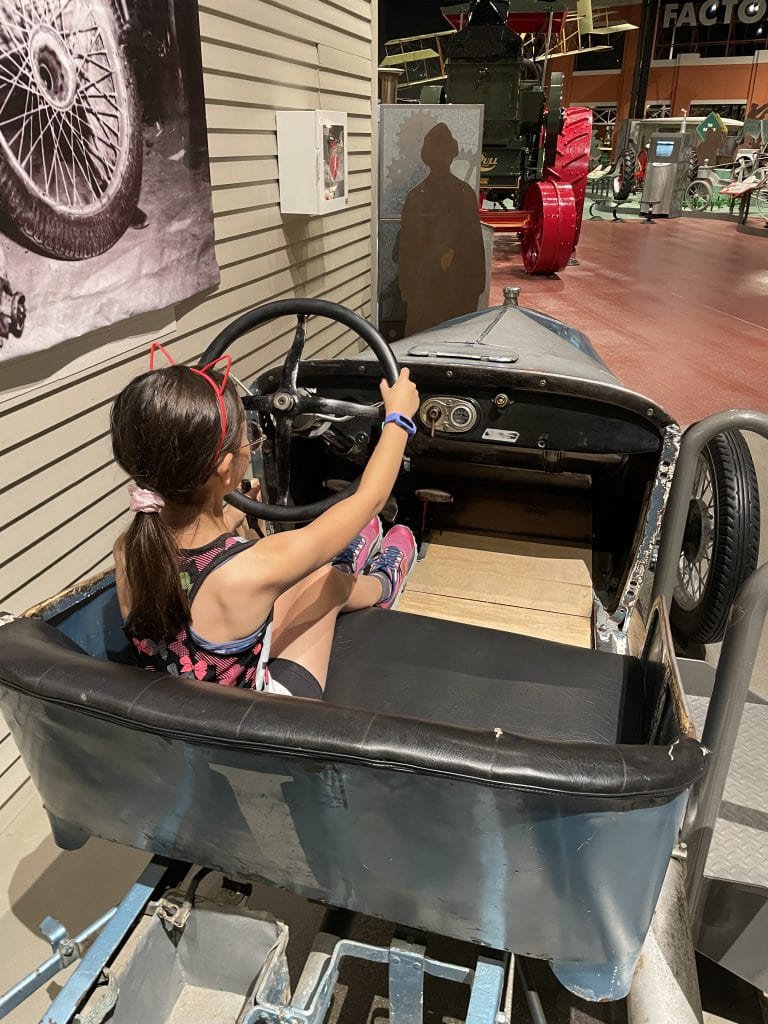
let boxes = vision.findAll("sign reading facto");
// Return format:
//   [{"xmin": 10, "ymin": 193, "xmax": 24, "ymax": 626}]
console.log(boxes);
[{"xmin": 663, "ymin": 0, "xmax": 767, "ymax": 26}]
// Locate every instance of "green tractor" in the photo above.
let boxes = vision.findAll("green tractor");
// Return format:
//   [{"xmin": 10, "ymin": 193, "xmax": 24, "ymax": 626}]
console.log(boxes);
[{"xmin": 429, "ymin": 0, "xmax": 593, "ymax": 273}]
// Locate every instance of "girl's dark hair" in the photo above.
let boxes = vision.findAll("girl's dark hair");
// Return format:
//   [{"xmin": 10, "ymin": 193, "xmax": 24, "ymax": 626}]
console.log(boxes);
[{"xmin": 111, "ymin": 365, "xmax": 245, "ymax": 642}]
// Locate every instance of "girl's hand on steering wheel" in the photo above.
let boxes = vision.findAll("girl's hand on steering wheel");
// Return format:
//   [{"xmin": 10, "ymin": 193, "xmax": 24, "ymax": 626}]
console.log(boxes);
[
  {"xmin": 224, "ymin": 480, "xmax": 262, "ymax": 533},
  {"xmin": 380, "ymin": 368, "xmax": 419, "ymax": 419},
  {"xmin": 241, "ymin": 478, "xmax": 262, "ymax": 502}
]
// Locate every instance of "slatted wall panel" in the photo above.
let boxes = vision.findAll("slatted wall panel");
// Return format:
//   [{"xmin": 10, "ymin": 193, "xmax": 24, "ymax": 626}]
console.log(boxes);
[{"xmin": 0, "ymin": 0, "xmax": 377, "ymax": 828}]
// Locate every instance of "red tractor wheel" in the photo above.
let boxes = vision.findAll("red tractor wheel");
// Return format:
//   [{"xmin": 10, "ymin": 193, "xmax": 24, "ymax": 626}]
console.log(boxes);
[
  {"xmin": 544, "ymin": 106, "xmax": 593, "ymax": 247},
  {"xmin": 521, "ymin": 180, "xmax": 577, "ymax": 275}
]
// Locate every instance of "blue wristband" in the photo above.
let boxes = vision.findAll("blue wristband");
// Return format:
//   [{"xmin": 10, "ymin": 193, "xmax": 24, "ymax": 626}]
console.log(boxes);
[{"xmin": 383, "ymin": 412, "xmax": 417, "ymax": 438}]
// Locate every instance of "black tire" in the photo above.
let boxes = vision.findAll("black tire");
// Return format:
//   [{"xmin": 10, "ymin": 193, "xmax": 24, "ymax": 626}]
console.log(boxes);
[
  {"xmin": 671, "ymin": 431, "xmax": 760, "ymax": 645},
  {"xmin": 612, "ymin": 148, "xmax": 637, "ymax": 202},
  {"xmin": 0, "ymin": 1, "xmax": 143, "ymax": 260},
  {"xmin": 688, "ymin": 148, "xmax": 700, "ymax": 183}
]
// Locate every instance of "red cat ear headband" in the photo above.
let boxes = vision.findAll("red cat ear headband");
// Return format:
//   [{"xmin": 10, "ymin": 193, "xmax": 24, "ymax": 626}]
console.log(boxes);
[{"xmin": 149, "ymin": 342, "xmax": 233, "ymax": 466}]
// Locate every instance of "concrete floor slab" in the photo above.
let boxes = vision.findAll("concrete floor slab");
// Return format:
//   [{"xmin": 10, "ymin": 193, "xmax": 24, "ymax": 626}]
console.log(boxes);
[{"xmin": 0, "ymin": 791, "xmax": 148, "ymax": 1024}]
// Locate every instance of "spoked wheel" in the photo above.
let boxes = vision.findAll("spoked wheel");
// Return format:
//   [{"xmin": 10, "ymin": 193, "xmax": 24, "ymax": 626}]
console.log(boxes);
[
  {"xmin": 0, "ymin": 0, "xmax": 142, "ymax": 259},
  {"xmin": 521, "ymin": 179, "xmax": 577, "ymax": 275},
  {"xmin": 733, "ymin": 155, "xmax": 753, "ymax": 182},
  {"xmin": 685, "ymin": 180, "xmax": 712, "ymax": 211},
  {"xmin": 544, "ymin": 106, "xmax": 592, "ymax": 247},
  {"xmin": 671, "ymin": 431, "xmax": 760, "ymax": 645}
]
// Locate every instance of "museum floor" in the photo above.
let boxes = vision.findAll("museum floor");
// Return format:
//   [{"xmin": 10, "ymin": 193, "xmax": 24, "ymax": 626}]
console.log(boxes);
[
  {"xmin": 2, "ymin": 217, "xmax": 768, "ymax": 1024},
  {"xmin": 489, "ymin": 215, "xmax": 768, "ymax": 426}
]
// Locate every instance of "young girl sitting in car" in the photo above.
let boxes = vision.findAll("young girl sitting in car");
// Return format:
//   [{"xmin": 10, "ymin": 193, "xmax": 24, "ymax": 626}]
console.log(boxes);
[{"xmin": 110, "ymin": 348, "xmax": 419, "ymax": 699}]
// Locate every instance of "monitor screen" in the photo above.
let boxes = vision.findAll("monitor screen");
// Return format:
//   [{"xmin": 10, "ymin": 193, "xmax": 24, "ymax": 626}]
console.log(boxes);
[{"xmin": 655, "ymin": 140, "xmax": 675, "ymax": 158}]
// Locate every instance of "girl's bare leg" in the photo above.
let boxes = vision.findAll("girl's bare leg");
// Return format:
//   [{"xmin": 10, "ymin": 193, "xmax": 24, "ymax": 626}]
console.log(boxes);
[{"xmin": 269, "ymin": 566, "xmax": 383, "ymax": 689}]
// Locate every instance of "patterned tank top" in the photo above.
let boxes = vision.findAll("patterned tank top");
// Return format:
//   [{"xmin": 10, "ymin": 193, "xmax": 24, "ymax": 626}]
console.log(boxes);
[{"xmin": 128, "ymin": 533, "xmax": 273, "ymax": 690}]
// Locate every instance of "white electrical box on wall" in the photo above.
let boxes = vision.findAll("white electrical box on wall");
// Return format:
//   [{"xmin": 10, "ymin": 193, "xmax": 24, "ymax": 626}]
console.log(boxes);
[{"xmin": 276, "ymin": 110, "xmax": 348, "ymax": 215}]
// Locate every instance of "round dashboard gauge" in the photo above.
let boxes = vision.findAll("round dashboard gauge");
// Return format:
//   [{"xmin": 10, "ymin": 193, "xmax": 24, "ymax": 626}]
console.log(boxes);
[{"xmin": 449, "ymin": 404, "xmax": 474, "ymax": 429}]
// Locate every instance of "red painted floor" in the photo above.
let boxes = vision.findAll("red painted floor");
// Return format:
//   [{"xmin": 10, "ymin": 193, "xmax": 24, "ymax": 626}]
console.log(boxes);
[{"xmin": 489, "ymin": 217, "xmax": 768, "ymax": 425}]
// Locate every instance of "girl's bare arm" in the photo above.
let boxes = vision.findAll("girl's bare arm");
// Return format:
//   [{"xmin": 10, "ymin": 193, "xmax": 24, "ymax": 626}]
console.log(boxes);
[{"xmin": 248, "ymin": 369, "xmax": 419, "ymax": 595}]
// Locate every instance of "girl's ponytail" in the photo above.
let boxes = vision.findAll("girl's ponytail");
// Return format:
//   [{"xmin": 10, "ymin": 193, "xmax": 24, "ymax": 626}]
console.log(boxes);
[
  {"xmin": 111, "ymin": 364, "xmax": 245, "ymax": 643},
  {"xmin": 122, "ymin": 510, "xmax": 189, "ymax": 642}
]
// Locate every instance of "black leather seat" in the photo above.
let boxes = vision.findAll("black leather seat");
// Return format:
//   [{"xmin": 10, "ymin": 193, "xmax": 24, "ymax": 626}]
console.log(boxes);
[
  {"xmin": 0, "ymin": 605, "xmax": 702, "ymax": 1003},
  {"xmin": 327, "ymin": 609, "xmax": 642, "ymax": 744}
]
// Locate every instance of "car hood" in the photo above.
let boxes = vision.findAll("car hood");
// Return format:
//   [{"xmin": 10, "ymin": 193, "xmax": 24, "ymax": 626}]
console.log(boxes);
[{"xmin": 387, "ymin": 305, "xmax": 621, "ymax": 388}]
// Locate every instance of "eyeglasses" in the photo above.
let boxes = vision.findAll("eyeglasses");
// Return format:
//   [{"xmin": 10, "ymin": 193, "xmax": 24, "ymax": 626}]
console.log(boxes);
[{"xmin": 243, "ymin": 422, "xmax": 265, "ymax": 453}]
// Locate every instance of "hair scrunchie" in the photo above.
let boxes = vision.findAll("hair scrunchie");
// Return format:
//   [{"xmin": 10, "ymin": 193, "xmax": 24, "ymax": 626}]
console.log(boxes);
[{"xmin": 128, "ymin": 483, "xmax": 165, "ymax": 514}]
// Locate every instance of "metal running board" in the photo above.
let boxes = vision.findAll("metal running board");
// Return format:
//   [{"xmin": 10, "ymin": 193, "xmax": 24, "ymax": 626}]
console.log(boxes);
[
  {"xmin": 687, "ymin": 694, "xmax": 768, "ymax": 991},
  {"xmin": 688, "ymin": 695, "xmax": 768, "ymax": 891}
]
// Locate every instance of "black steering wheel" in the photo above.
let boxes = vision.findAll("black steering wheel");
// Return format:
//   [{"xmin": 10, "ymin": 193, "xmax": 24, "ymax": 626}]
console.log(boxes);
[{"xmin": 198, "ymin": 299, "xmax": 400, "ymax": 523}]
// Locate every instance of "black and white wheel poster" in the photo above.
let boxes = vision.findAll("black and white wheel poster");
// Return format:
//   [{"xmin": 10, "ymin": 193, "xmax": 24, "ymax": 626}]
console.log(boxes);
[{"xmin": 0, "ymin": 0, "xmax": 219, "ymax": 360}]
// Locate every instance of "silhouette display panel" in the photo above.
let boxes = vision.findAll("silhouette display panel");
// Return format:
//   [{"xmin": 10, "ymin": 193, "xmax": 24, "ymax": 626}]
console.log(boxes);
[{"xmin": 378, "ymin": 105, "xmax": 484, "ymax": 341}]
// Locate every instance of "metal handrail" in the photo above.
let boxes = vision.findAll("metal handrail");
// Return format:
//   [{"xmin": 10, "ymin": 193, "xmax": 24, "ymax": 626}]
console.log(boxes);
[
  {"xmin": 684, "ymin": 562, "xmax": 768, "ymax": 911},
  {"xmin": 651, "ymin": 410, "xmax": 768, "ymax": 912}
]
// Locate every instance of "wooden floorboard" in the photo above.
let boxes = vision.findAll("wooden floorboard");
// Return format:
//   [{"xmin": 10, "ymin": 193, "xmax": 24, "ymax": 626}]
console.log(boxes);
[
  {"xmin": 398, "ymin": 591, "xmax": 592, "ymax": 648},
  {"xmin": 431, "ymin": 531, "xmax": 592, "ymax": 583},
  {"xmin": 398, "ymin": 530, "xmax": 593, "ymax": 649}
]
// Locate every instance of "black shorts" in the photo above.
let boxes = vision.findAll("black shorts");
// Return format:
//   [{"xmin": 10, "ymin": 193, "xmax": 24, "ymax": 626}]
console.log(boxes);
[{"xmin": 267, "ymin": 658, "xmax": 323, "ymax": 699}]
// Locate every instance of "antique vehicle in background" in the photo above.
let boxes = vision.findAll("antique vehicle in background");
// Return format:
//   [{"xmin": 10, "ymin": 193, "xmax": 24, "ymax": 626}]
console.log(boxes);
[
  {"xmin": 1, "ymin": 293, "xmax": 767, "ymax": 1022},
  {"xmin": 417, "ymin": 0, "xmax": 592, "ymax": 274},
  {"xmin": 684, "ymin": 164, "xmax": 730, "ymax": 210},
  {"xmin": 611, "ymin": 115, "xmax": 744, "ymax": 203}
]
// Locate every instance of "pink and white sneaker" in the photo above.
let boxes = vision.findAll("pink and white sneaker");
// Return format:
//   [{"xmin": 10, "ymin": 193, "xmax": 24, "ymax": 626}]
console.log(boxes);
[
  {"xmin": 368, "ymin": 525, "xmax": 417, "ymax": 609},
  {"xmin": 332, "ymin": 516, "xmax": 383, "ymax": 574}
]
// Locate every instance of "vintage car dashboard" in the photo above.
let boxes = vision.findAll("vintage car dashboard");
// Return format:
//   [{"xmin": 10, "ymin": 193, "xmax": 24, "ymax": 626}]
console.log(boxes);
[
  {"xmin": 410, "ymin": 390, "xmax": 658, "ymax": 455},
  {"xmin": 274, "ymin": 359, "xmax": 668, "ymax": 466}
]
